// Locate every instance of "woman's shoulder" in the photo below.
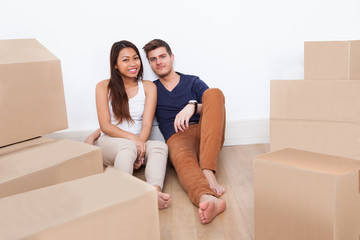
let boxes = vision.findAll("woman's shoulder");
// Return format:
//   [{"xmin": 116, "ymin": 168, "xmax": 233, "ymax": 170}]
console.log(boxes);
[
  {"xmin": 96, "ymin": 79, "xmax": 110, "ymax": 89},
  {"xmin": 96, "ymin": 79, "xmax": 110, "ymax": 96},
  {"xmin": 141, "ymin": 80, "xmax": 156, "ymax": 94},
  {"xmin": 141, "ymin": 79, "xmax": 155, "ymax": 85},
  {"xmin": 142, "ymin": 80, "xmax": 156, "ymax": 88}
]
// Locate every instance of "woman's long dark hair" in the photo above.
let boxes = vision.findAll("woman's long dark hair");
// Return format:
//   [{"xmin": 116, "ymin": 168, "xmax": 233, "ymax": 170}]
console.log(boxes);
[{"xmin": 108, "ymin": 40, "xmax": 143, "ymax": 124}]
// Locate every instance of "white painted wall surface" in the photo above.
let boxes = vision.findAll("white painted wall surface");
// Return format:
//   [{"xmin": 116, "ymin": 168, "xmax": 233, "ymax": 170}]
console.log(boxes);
[{"xmin": 1, "ymin": 0, "xmax": 360, "ymax": 144}]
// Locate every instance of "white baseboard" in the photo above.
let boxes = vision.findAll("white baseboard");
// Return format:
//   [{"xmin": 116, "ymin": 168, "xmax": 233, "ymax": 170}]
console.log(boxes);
[
  {"xmin": 224, "ymin": 119, "xmax": 270, "ymax": 146},
  {"xmin": 45, "ymin": 119, "xmax": 270, "ymax": 146}
]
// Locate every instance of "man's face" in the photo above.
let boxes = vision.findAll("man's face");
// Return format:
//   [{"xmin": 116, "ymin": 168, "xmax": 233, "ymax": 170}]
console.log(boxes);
[{"xmin": 147, "ymin": 47, "xmax": 174, "ymax": 78}]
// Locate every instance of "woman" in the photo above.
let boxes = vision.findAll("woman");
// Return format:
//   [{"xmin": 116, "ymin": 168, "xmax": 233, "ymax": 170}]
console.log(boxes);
[{"xmin": 86, "ymin": 40, "xmax": 171, "ymax": 209}]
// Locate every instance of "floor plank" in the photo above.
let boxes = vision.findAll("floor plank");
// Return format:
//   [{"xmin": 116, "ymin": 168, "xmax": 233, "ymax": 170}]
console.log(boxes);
[
  {"xmin": 158, "ymin": 165, "xmax": 173, "ymax": 240},
  {"xmin": 134, "ymin": 143, "xmax": 270, "ymax": 240},
  {"xmin": 170, "ymin": 166, "xmax": 198, "ymax": 240}
]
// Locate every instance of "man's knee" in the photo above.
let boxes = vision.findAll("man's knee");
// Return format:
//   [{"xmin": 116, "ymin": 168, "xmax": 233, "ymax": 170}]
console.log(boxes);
[
  {"xmin": 169, "ymin": 148, "xmax": 197, "ymax": 167},
  {"xmin": 203, "ymin": 88, "xmax": 225, "ymax": 103}
]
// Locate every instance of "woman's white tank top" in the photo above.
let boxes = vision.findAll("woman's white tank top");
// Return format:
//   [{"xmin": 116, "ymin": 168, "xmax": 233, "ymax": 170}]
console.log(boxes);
[{"xmin": 108, "ymin": 80, "xmax": 145, "ymax": 136}]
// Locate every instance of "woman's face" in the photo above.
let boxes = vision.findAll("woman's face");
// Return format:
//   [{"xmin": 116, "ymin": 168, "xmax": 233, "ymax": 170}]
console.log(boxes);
[{"xmin": 115, "ymin": 47, "xmax": 141, "ymax": 80}]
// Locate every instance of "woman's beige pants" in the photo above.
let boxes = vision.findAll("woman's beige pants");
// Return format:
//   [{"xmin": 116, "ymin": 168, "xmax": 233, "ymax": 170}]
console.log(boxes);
[{"xmin": 96, "ymin": 136, "xmax": 168, "ymax": 190}]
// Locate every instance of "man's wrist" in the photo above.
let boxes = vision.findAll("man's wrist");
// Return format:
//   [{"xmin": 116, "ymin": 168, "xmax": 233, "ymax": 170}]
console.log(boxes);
[{"xmin": 188, "ymin": 100, "xmax": 198, "ymax": 114}]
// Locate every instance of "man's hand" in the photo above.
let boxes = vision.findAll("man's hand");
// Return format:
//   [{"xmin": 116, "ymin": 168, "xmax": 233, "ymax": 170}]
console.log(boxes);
[{"xmin": 174, "ymin": 104, "xmax": 195, "ymax": 132}]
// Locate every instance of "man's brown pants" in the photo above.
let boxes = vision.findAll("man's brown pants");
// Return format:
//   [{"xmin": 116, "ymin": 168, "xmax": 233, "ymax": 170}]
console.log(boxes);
[{"xmin": 167, "ymin": 88, "xmax": 226, "ymax": 206}]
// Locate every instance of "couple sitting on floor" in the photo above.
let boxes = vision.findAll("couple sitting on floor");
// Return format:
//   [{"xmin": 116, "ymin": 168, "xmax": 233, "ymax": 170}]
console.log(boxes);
[{"xmin": 85, "ymin": 39, "xmax": 226, "ymax": 224}]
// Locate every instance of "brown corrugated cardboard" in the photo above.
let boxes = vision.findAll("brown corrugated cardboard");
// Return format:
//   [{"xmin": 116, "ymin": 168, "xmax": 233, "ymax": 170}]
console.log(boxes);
[
  {"xmin": 0, "ymin": 167, "xmax": 160, "ymax": 240},
  {"xmin": 304, "ymin": 40, "xmax": 360, "ymax": 80},
  {"xmin": 0, "ymin": 138, "xmax": 103, "ymax": 198},
  {"xmin": 0, "ymin": 39, "xmax": 68, "ymax": 147},
  {"xmin": 271, "ymin": 119, "xmax": 360, "ymax": 160},
  {"xmin": 254, "ymin": 148, "xmax": 360, "ymax": 240},
  {"xmin": 270, "ymin": 80, "xmax": 360, "ymax": 160},
  {"xmin": 0, "ymin": 137, "xmax": 55, "ymax": 156}
]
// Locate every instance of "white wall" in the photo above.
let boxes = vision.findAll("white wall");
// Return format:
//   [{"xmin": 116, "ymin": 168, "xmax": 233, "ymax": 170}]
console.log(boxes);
[{"xmin": 1, "ymin": 0, "xmax": 360, "ymax": 144}]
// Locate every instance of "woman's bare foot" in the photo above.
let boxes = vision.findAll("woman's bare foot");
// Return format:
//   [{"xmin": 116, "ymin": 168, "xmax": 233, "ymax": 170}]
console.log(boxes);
[
  {"xmin": 154, "ymin": 185, "xmax": 171, "ymax": 210},
  {"xmin": 203, "ymin": 169, "xmax": 225, "ymax": 196},
  {"xmin": 157, "ymin": 191, "xmax": 171, "ymax": 209},
  {"xmin": 198, "ymin": 194, "xmax": 226, "ymax": 224}
]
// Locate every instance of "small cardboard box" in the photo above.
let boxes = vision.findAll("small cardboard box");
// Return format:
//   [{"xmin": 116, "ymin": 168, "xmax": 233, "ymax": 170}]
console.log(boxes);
[
  {"xmin": 254, "ymin": 148, "xmax": 360, "ymax": 240},
  {"xmin": 0, "ymin": 138, "xmax": 103, "ymax": 198},
  {"xmin": 0, "ymin": 39, "xmax": 68, "ymax": 147},
  {"xmin": 270, "ymin": 80, "xmax": 360, "ymax": 160},
  {"xmin": 0, "ymin": 167, "xmax": 160, "ymax": 240},
  {"xmin": 304, "ymin": 40, "xmax": 360, "ymax": 80}
]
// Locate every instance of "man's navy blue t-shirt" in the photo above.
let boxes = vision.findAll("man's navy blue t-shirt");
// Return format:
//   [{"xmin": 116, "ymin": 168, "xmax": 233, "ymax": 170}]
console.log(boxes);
[{"xmin": 154, "ymin": 72, "xmax": 209, "ymax": 142}]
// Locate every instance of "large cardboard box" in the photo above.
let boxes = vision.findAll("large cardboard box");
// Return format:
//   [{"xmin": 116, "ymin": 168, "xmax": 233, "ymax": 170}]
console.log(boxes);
[
  {"xmin": 0, "ymin": 138, "xmax": 103, "ymax": 198},
  {"xmin": 304, "ymin": 40, "xmax": 360, "ymax": 80},
  {"xmin": 0, "ymin": 39, "xmax": 68, "ymax": 147},
  {"xmin": 254, "ymin": 148, "xmax": 360, "ymax": 240},
  {"xmin": 0, "ymin": 167, "xmax": 160, "ymax": 240},
  {"xmin": 270, "ymin": 80, "xmax": 360, "ymax": 160}
]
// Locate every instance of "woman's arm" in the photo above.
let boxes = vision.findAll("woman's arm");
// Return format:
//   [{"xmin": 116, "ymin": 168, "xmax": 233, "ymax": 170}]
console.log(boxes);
[
  {"xmin": 84, "ymin": 128, "xmax": 101, "ymax": 145},
  {"xmin": 138, "ymin": 80, "xmax": 157, "ymax": 142}
]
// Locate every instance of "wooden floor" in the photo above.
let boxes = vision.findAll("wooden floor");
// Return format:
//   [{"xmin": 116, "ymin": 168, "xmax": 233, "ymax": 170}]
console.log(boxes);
[{"xmin": 134, "ymin": 143, "xmax": 270, "ymax": 240}]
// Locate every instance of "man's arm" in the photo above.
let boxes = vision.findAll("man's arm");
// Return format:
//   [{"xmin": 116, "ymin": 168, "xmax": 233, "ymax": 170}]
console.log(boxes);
[
  {"xmin": 174, "ymin": 75, "xmax": 207, "ymax": 133},
  {"xmin": 174, "ymin": 103, "xmax": 202, "ymax": 133}
]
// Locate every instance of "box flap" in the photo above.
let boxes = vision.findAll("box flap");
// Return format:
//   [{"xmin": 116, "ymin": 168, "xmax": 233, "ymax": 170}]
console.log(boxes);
[
  {"xmin": 0, "ymin": 137, "xmax": 55, "ymax": 156},
  {"xmin": 256, "ymin": 148, "xmax": 360, "ymax": 175},
  {"xmin": 0, "ymin": 39, "xmax": 58, "ymax": 65},
  {"xmin": 0, "ymin": 139, "xmax": 100, "ymax": 183}
]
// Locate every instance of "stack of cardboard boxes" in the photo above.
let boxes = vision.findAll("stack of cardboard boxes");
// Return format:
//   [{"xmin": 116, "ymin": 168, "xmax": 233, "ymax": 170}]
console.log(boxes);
[
  {"xmin": 271, "ymin": 40, "xmax": 360, "ymax": 160},
  {"xmin": 255, "ymin": 40, "xmax": 360, "ymax": 239},
  {"xmin": 0, "ymin": 39, "xmax": 160, "ymax": 239}
]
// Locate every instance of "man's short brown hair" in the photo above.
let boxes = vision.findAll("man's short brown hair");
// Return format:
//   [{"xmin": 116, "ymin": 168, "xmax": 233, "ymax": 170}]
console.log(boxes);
[{"xmin": 143, "ymin": 39, "xmax": 173, "ymax": 59}]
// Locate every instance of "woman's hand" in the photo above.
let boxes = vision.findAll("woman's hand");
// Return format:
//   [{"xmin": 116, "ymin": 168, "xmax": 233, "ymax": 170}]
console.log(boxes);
[
  {"xmin": 130, "ymin": 135, "xmax": 146, "ymax": 169},
  {"xmin": 84, "ymin": 129, "xmax": 101, "ymax": 145}
]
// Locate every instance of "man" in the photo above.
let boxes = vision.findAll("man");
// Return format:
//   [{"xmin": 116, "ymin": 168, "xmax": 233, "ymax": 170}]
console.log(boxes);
[{"xmin": 142, "ymin": 39, "xmax": 226, "ymax": 224}]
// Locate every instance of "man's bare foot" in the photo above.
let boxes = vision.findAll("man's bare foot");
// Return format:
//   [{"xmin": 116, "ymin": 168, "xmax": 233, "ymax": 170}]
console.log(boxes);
[
  {"xmin": 157, "ymin": 191, "xmax": 171, "ymax": 210},
  {"xmin": 154, "ymin": 185, "xmax": 171, "ymax": 210},
  {"xmin": 203, "ymin": 169, "xmax": 225, "ymax": 196},
  {"xmin": 198, "ymin": 194, "xmax": 226, "ymax": 224}
]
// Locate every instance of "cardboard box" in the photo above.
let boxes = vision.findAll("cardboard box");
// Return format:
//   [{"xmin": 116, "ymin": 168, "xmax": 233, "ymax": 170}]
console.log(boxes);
[
  {"xmin": 0, "ymin": 138, "xmax": 103, "ymax": 198},
  {"xmin": 0, "ymin": 137, "xmax": 55, "ymax": 156},
  {"xmin": 0, "ymin": 39, "xmax": 68, "ymax": 147},
  {"xmin": 270, "ymin": 80, "xmax": 360, "ymax": 160},
  {"xmin": 254, "ymin": 148, "xmax": 360, "ymax": 240},
  {"xmin": 0, "ymin": 167, "xmax": 160, "ymax": 240},
  {"xmin": 304, "ymin": 40, "xmax": 360, "ymax": 80}
]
